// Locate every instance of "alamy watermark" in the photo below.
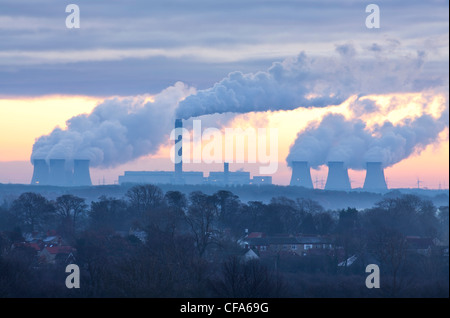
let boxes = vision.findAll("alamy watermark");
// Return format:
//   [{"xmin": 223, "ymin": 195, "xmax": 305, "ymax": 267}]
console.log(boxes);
[
  {"xmin": 66, "ymin": 4, "xmax": 80, "ymax": 29},
  {"xmin": 65, "ymin": 4, "xmax": 380, "ymax": 30},
  {"xmin": 365, "ymin": 4, "xmax": 380, "ymax": 29},
  {"xmin": 65, "ymin": 264, "xmax": 80, "ymax": 288},
  {"xmin": 170, "ymin": 120, "xmax": 279, "ymax": 175},
  {"xmin": 365, "ymin": 264, "xmax": 380, "ymax": 288}
]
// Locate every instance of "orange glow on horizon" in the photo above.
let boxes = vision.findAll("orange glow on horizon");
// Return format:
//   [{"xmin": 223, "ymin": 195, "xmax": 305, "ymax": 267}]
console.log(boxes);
[{"xmin": 0, "ymin": 92, "xmax": 448, "ymax": 188}]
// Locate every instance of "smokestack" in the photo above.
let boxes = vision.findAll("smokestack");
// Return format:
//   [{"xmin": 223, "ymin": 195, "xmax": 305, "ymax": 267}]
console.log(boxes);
[
  {"xmin": 175, "ymin": 118, "xmax": 183, "ymax": 177},
  {"xmin": 325, "ymin": 161, "xmax": 351, "ymax": 191},
  {"xmin": 290, "ymin": 161, "xmax": 313, "ymax": 188},
  {"xmin": 224, "ymin": 162, "xmax": 229, "ymax": 184},
  {"xmin": 31, "ymin": 159, "xmax": 49, "ymax": 185},
  {"xmin": 49, "ymin": 159, "xmax": 67, "ymax": 186},
  {"xmin": 363, "ymin": 161, "xmax": 387, "ymax": 191},
  {"xmin": 73, "ymin": 159, "xmax": 92, "ymax": 186}
]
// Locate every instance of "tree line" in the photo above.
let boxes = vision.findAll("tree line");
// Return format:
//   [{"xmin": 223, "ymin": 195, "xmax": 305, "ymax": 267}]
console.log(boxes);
[{"xmin": 0, "ymin": 184, "xmax": 448, "ymax": 297}]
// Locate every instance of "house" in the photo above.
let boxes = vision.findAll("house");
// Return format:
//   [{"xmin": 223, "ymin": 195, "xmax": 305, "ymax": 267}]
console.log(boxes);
[
  {"xmin": 39, "ymin": 246, "xmax": 76, "ymax": 265},
  {"xmin": 338, "ymin": 255, "xmax": 358, "ymax": 267},
  {"xmin": 241, "ymin": 248, "xmax": 259, "ymax": 262},
  {"xmin": 405, "ymin": 236, "xmax": 436, "ymax": 256},
  {"xmin": 240, "ymin": 232, "xmax": 333, "ymax": 256},
  {"xmin": 129, "ymin": 228, "xmax": 148, "ymax": 243},
  {"xmin": 12, "ymin": 242, "xmax": 43, "ymax": 253}
]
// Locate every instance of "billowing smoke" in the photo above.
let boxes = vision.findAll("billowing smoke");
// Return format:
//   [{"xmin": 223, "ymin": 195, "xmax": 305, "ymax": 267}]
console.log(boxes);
[
  {"xmin": 286, "ymin": 105, "xmax": 448, "ymax": 170},
  {"xmin": 31, "ymin": 44, "xmax": 447, "ymax": 171},
  {"xmin": 31, "ymin": 82, "xmax": 195, "ymax": 168},
  {"xmin": 176, "ymin": 44, "xmax": 434, "ymax": 119}
]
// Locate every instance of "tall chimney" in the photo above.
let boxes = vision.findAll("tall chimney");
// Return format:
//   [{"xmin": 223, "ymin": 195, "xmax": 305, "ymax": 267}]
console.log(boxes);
[
  {"xmin": 49, "ymin": 159, "xmax": 67, "ymax": 186},
  {"xmin": 31, "ymin": 159, "xmax": 49, "ymax": 185},
  {"xmin": 73, "ymin": 159, "xmax": 92, "ymax": 186},
  {"xmin": 363, "ymin": 161, "xmax": 387, "ymax": 191},
  {"xmin": 324, "ymin": 161, "xmax": 351, "ymax": 191},
  {"xmin": 290, "ymin": 161, "xmax": 313, "ymax": 188},
  {"xmin": 224, "ymin": 162, "xmax": 229, "ymax": 184}
]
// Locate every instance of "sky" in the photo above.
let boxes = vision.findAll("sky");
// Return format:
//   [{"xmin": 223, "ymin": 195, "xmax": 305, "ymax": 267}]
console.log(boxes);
[{"xmin": 0, "ymin": 0, "xmax": 448, "ymax": 188}]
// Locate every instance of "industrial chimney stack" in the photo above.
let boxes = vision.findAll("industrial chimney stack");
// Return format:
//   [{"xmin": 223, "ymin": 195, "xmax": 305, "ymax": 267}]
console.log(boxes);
[
  {"xmin": 73, "ymin": 159, "xmax": 92, "ymax": 186},
  {"xmin": 290, "ymin": 161, "xmax": 313, "ymax": 188},
  {"xmin": 31, "ymin": 159, "xmax": 49, "ymax": 185},
  {"xmin": 363, "ymin": 161, "xmax": 387, "ymax": 191},
  {"xmin": 324, "ymin": 161, "xmax": 351, "ymax": 191},
  {"xmin": 224, "ymin": 162, "xmax": 229, "ymax": 184}
]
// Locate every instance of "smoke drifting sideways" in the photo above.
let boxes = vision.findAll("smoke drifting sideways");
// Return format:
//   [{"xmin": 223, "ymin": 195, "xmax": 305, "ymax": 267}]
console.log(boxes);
[
  {"xmin": 31, "ymin": 82, "xmax": 196, "ymax": 168},
  {"xmin": 176, "ymin": 45, "xmax": 434, "ymax": 120},
  {"xmin": 31, "ymin": 44, "xmax": 447, "ymax": 171},
  {"xmin": 286, "ymin": 103, "xmax": 449, "ymax": 170}
]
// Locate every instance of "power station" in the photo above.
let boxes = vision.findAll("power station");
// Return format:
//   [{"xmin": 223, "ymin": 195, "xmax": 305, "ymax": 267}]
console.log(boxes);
[
  {"xmin": 363, "ymin": 161, "xmax": 387, "ymax": 191},
  {"xmin": 289, "ymin": 161, "xmax": 314, "ymax": 188},
  {"xmin": 31, "ymin": 158, "xmax": 92, "ymax": 186},
  {"xmin": 118, "ymin": 119, "xmax": 272, "ymax": 186},
  {"xmin": 288, "ymin": 160, "xmax": 388, "ymax": 192},
  {"xmin": 31, "ymin": 159, "xmax": 49, "ymax": 185},
  {"xmin": 324, "ymin": 161, "xmax": 352, "ymax": 191},
  {"xmin": 30, "ymin": 119, "xmax": 388, "ymax": 191}
]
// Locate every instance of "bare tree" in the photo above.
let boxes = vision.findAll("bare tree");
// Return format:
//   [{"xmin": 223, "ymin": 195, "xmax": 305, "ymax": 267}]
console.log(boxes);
[
  {"xmin": 371, "ymin": 229, "xmax": 408, "ymax": 296},
  {"xmin": 55, "ymin": 194, "xmax": 87, "ymax": 236},
  {"xmin": 11, "ymin": 192, "xmax": 55, "ymax": 232},
  {"xmin": 125, "ymin": 184, "xmax": 164, "ymax": 217},
  {"xmin": 209, "ymin": 256, "xmax": 286, "ymax": 297},
  {"xmin": 185, "ymin": 191, "xmax": 219, "ymax": 257}
]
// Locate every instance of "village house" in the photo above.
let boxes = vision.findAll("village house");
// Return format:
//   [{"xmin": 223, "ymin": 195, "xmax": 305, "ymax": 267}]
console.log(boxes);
[
  {"xmin": 39, "ymin": 245, "xmax": 76, "ymax": 265},
  {"xmin": 240, "ymin": 232, "xmax": 333, "ymax": 257}
]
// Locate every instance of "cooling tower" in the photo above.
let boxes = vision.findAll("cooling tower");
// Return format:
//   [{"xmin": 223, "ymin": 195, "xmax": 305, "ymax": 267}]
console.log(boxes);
[
  {"xmin": 363, "ymin": 161, "xmax": 387, "ymax": 191},
  {"xmin": 31, "ymin": 159, "xmax": 49, "ymax": 185},
  {"xmin": 175, "ymin": 119, "xmax": 183, "ymax": 176},
  {"xmin": 49, "ymin": 159, "xmax": 67, "ymax": 186},
  {"xmin": 290, "ymin": 161, "xmax": 313, "ymax": 188},
  {"xmin": 324, "ymin": 161, "xmax": 351, "ymax": 191},
  {"xmin": 73, "ymin": 159, "xmax": 92, "ymax": 186}
]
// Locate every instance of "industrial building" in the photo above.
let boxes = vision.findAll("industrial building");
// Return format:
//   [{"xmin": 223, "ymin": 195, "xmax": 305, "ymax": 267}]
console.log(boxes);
[
  {"xmin": 363, "ymin": 161, "xmax": 388, "ymax": 191},
  {"xmin": 290, "ymin": 161, "xmax": 313, "ymax": 188},
  {"xmin": 288, "ymin": 160, "xmax": 388, "ymax": 192},
  {"xmin": 117, "ymin": 119, "xmax": 272, "ymax": 186},
  {"xmin": 30, "ymin": 158, "xmax": 92, "ymax": 186},
  {"xmin": 324, "ymin": 161, "xmax": 352, "ymax": 191},
  {"xmin": 30, "ymin": 118, "xmax": 387, "ymax": 191}
]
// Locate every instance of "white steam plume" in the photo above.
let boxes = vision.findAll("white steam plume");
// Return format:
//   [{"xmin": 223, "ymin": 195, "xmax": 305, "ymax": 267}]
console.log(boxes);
[
  {"xmin": 286, "ymin": 105, "xmax": 448, "ymax": 170},
  {"xmin": 31, "ymin": 82, "xmax": 195, "ymax": 167},
  {"xmin": 176, "ymin": 44, "xmax": 435, "ymax": 119}
]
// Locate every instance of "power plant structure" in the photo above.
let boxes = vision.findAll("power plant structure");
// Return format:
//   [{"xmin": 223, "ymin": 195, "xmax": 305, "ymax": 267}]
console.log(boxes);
[
  {"xmin": 287, "ymin": 160, "xmax": 388, "ymax": 192},
  {"xmin": 324, "ymin": 161, "xmax": 352, "ymax": 191},
  {"xmin": 49, "ymin": 159, "xmax": 67, "ymax": 186},
  {"xmin": 32, "ymin": 119, "xmax": 389, "ymax": 190},
  {"xmin": 73, "ymin": 159, "xmax": 93, "ymax": 186},
  {"xmin": 31, "ymin": 159, "xmax": 49, "ymax": 185},
  {"xmin": 363, "ymin": 161, "xmax": 387, "ymax": 191},
  {"xmin": 118, "ymin": 119, "xmax": 273, "ymax": 186},
  {"xmin": 289, "ymin": 161, "xmax": 314, "ymax": 188},
  {"xmin": 31, "ymin": 159, "xmax": 92, "ymax": 186}
]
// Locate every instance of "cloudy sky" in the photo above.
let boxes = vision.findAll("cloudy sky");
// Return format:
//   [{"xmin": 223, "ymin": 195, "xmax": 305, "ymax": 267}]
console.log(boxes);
[{"xmin": 0, "ymin": 0, "xmax": 448, "ymax": 188}]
